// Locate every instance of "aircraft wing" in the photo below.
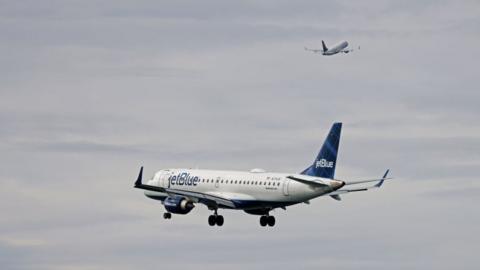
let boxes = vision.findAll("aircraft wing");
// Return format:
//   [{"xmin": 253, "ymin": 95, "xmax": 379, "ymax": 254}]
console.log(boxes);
[
  {"xmin": 341, "ymin": 46, "xmax": 360, "ymax": 53},
  {"xmin": 304, "ymin": 47, "xmax": 322, "ymax": 53},
  {"xmin": 328, "ymin": 170, "xmax": 391, "ymax": 200},
  {"xmin": 134, "ymin": 167, "xmax": 236, "ymax": 208},
  {"xmin": 164, "ymin": 189, "xmax": 236, "ymax": 208}
]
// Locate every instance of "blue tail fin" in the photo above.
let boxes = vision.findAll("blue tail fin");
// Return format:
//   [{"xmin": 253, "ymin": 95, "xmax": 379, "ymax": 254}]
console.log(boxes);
[
  {"xmin": 301, "ymin": 122, "xmax": 342, "ymax": 179},
  {"xmin": 322, "ymin": 40, "xmax": 328, "ymax": 52}
]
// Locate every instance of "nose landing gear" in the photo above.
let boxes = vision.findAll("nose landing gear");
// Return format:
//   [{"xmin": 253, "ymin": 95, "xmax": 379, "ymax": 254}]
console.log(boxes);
[{"xmin": 163, "ymin": 212, "xmax": 172, "ymax": 219}]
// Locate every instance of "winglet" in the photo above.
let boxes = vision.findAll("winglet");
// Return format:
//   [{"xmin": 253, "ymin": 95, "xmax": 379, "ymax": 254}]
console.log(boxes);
[
  {"xmin": 374, "ymin": 169, "xmax": 389, "ymax": 188},
  {"xmin": 134, "ymin": 166, "xmax": 143, "ymax": 187}
]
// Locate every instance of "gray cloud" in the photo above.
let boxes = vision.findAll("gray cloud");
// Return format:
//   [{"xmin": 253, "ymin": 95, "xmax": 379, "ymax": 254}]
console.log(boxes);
[{"xmin": 1, "ymin": 1, "xmax": 479, "ymax": 269}]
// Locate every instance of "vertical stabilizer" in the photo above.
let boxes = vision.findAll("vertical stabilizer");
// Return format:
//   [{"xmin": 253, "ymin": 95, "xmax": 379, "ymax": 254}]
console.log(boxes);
[
  {"xmin": 322, "ymin": 40, "xmax": 328, "ymax": 52},
  {"xmin": 301, "ymin": 123, "xmax": 342, "ymax": 179}
]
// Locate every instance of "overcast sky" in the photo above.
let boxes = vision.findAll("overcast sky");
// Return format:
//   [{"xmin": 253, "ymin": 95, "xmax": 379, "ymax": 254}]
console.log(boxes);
[{"xmin": 1, "ymin": 1, "xmax": 479, "ymax": 269}]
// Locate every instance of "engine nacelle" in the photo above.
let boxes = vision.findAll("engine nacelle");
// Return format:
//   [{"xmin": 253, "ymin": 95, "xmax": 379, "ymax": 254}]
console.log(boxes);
[{"xmin": 163, "ymin": 196, "xmax": 195, "ymax": 214}]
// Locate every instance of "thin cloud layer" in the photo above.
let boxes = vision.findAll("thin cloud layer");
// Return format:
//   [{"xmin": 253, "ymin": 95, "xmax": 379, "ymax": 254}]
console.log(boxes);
[{"xmin": 1, "ymin": 1, "xmax": 479, "ymax": 269}]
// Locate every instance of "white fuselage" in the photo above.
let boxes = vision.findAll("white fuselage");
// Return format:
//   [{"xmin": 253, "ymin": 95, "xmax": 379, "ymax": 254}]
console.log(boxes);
[
  {"xmin": 324, "ymin": 41, "xmax": 349, "ymax": 55},
  {"xmin": 144, "ymin": 168, "xmax": 342, "ymax": 210}
]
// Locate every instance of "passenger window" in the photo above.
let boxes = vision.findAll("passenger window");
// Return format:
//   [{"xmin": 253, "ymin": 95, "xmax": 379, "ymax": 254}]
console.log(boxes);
[{"xmin": 221, "ymin": 180, "xmax": 224, "ymax": 183}]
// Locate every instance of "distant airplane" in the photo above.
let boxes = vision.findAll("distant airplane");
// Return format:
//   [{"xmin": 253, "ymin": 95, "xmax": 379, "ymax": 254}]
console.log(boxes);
[
  {"xmin": 134, "ymin": 123, "xmax": 391, "ymax": 227},
  {"xmin": 305, "ymin": 40, "xmax": 358, "ymax": 56}
]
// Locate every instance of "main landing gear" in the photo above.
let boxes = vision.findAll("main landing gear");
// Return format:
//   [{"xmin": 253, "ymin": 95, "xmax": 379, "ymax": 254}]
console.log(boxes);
[
  {"xmin": 259, "ymin": 215, "xmax": 275, "ymax": 227},
  {"xmin": 208, "ymin": 210, "xmax": 224, "ymax": 226},
  {"xmin": 163, "ymin": 212, "xmax": 172, "ymax": 219}
]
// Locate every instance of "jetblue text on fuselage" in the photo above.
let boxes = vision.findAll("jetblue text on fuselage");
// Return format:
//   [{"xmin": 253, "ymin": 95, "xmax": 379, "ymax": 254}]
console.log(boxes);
[{"xmin": 169, "ymin": 172, "xmax": 199, "ymax": 186}]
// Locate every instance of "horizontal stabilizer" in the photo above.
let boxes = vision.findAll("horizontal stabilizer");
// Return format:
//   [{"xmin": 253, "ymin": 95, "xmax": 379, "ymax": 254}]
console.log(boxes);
[
  {"xmin": 328, "ymin": 169, "xmax": 391, "ymax": 196},
  {"xmin": 341, "ymin": 170, "xmax": 391, "ymax": 186}
]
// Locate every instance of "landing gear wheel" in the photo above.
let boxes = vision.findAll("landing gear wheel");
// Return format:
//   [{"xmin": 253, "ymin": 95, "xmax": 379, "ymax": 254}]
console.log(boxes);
[
  {"xmin": 267, "ymin": 216, "xmax": 275, "ymax": 227},
  {"xmin": 163, "ymin": 212, "xmax": 172, "ymax": 219},
  {"xmin": 260, "ymin": 216, "xmax": 268, "ymax": 227},
  {"xmin": 208, "ymin": 215, "xmax": 216, "ymax": 226},
  {"xmin": 216, "ymin": 215, "xmax": 224, "ymax": 226}
]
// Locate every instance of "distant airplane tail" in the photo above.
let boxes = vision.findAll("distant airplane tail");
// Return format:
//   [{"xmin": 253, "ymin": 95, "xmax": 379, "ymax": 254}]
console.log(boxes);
[
  {"xmin": 321, "ymin": 40, "xmax": 328, "ymax": 52},
  {"xmin": 301, "ymin": 122, "xmax": 342, "ymax": 179}
]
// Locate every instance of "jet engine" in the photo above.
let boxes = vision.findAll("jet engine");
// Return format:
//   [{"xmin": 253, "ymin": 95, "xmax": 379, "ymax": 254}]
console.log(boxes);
[{"xmin": 163, "ymin": 196, "xmax": 195, "ymax": 214}]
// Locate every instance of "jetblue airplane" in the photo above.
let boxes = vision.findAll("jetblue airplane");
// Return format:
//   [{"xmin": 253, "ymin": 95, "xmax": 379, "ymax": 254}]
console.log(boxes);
[
  {"xmin": 134, "ymin": 123, "xmax": 390, "ymax": 227},
  {"xmin": 304, "ymin": 40, "xmax": 357, "ymax": 56}
]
